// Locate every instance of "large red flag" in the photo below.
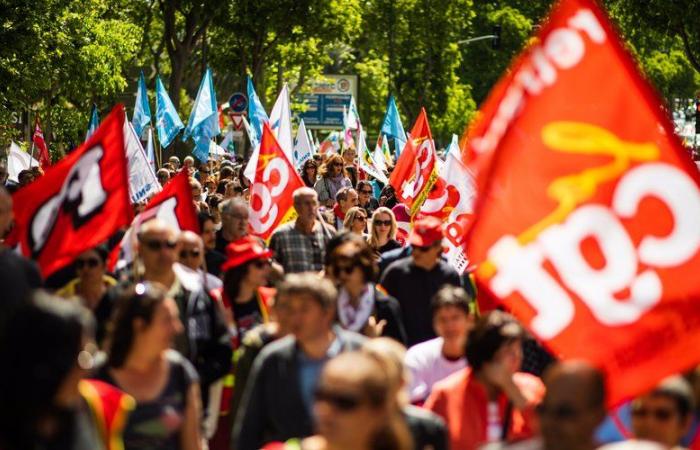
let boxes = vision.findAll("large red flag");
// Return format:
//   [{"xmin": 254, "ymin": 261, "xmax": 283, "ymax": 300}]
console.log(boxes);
[
  {"xmin": 389, "ymin": 108, "xmax": 439, "ymax": 216},
  {"xmin": 10, "ymin": 105, "xmax": 132, "ymax": 276},
  {"xmin": 462, "ymin": 0, "xmax": 700, "ymax": 407},
  {"xmin": 109, "ymin": 169, "xmax": 199, "ymax": 271},
  {"xmin": 32, "ymin": 117, "xmax": 51, "ymax": 168},
  {"xmin": 249, "ymin": 122, "xmax": 304, "ymax": 240}
]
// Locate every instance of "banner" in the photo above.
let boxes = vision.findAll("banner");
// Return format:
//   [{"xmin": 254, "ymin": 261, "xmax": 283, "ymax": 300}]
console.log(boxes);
[
  {"xmin": 9, "ymin": 105, "xmax": 132, "ymax": 276},
  {"xmin": 110, "ymin": 170, "xmax": 198, "ymax": 271},
  {"xmin": 462, "ymin": 0, "xmax": 700, "ymax": 407},
  {"xmin": 249, "ymin": 122, "xmax": 304, "ymax": 240},
  {"xmin": 389, "ymin": 108, "xmax": 439, "ymax": 216}
]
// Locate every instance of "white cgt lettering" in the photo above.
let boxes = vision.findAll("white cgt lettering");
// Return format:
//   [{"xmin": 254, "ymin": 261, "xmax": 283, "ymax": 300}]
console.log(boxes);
[
  {"xmin": 487, "ymin": 162, "xmax": 700, "ymax": 338},
  {"xmin": 249, "ymin": 157, "xmax": 290, "ymax": 234}
]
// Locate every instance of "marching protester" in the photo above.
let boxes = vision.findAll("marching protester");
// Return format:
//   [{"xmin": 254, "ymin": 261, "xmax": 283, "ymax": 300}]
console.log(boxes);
[
  {"xmin": 198, "ymin": 211, "xmax": 227, "ymax": 277},
  {"xmin": 357, "ymin": 180, "xmax": 379, "ymax": 216},
  {"xmin": 216, "ymin": 198, "xmax": 250, "ymax": 255},
  {"xmin": 424, "ymin": 310, "xmax": 545, "ymax": 450},
  {"xmin": 96, "ymin": 283, "xmax": 202, "ymax": 450},
  {"xmin": 332, "ymin": 187, "xmax": 359, "ymax": 230},
  {"xmin": 131, "ymin": 220, "xmax": 231, "ymax": 411},
  {"xmin": 269, "ymin": 187, "xmax": 334, "ymax": 273},
  {"xmin": 300, "ymin": 159, "xmax": 319, "ymax": 188},
  {"xmin": 314, "ymin": 154, "xmax": 352, "ymax": 208},
  {"xmin": 232, "ymin": 273, "xmax": 365, "ymax": 450},
  {"xmin": 176, "ymin": 231, "xmax": 222, "ymax": 290},
  {"xmin": 379, "ymin": 215, "xmax": 462, "ymax": 346},
  {"xmin": 405, "ymin": 285, "xmax": 472, "ymax": 404},
  {"xmin": 325, "ymin": 231, "xmax": 406, "ymax": 343},
  {"xmin": 342, "ymin": 205, "xmax": 368, "ymax": 236},
  {"xmin": 368, "ymin": 206, "xmax": 402, "ymax": 256},
  {"xmin": 56, "ymin": 245, "xmax": 117, "ymax": 346}
]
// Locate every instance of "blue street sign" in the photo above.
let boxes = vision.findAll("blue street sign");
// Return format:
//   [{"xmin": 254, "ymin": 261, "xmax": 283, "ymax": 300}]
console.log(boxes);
[{"xmin": 228, "ymin": 92, "xmax": 248, "ymax": 113}]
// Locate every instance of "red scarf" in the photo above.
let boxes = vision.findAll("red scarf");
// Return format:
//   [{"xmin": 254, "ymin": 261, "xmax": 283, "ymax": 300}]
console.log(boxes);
[{"xmin": 333, "ymin": 203, "xmax": 346, "ymax": 221}]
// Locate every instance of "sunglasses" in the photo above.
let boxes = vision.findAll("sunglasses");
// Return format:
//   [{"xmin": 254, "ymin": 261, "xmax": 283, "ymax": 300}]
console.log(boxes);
[
  {"xmin": 332, "ymin": 261, "xmax": 358, "ymax": 275},
  {"xmin": 412, "ymin": 243, "xmax": 437, "ymax": 252},
  {"xmin": 179, "ymin": 249, "xmax": 201, "ymax": 259},
  {"xmin": 314, "ymin": 388, "xmax": 363, "ymax": 411},
  {"xmin": 354, "ymin": 215, "xmax": 367, "ymax": 222},
  {"xmin": 360, "ymin": 190, "xmax": 373, "ymax": 194},
  {"xmin": 631, "ymin": 407, "xmax": 675, "ymax": 421},
  {"xmin": 76, "ymin": 257, "xmax": 101, "ymax": 269},
  {"xmin": 537, "ymin": 404, "xmax": 584, "ymax": 420},
  {"xmin": 374, "ymin": 219, "xmax": 392, "ymax": 227},
  {"xmin": 142, "ymin": 239, "xmax": 177, "ymax": 251},
  {"xmin": 251, "ymin": 259, "xmax": 271, "ymax": 269}
]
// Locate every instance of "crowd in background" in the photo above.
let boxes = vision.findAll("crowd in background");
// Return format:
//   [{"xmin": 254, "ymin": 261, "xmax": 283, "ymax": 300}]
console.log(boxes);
[{"xmin": 0, "ymin": 150, "xmax": 699, "ymax": 450}]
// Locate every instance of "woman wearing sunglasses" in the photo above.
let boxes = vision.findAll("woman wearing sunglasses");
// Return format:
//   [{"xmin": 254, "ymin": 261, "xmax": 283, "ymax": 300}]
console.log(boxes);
[
  {"xmin": 343, "ymin": 206, "xmax": 369, "ymax": 237},
  {"xmin": 96, "ymin": 283, "xmax": 202, "ymax": 450},
  {"xmin": 368, "ymin": 207, "xmax": 402, "ymax": 256},
  {"xmin": 300, "ymin": 159, "xmax": 319, "ymax": 188},
  {"xmin": 57, "ymin": 244, "xmax": 117, "ymax": 346},
  {"xmin": 315, "ymin": 154, "xmax": 352, "ymax": 208},
  {"xmin": 325, "ymin": 232, "xmax": 407, "ymax": 344}
]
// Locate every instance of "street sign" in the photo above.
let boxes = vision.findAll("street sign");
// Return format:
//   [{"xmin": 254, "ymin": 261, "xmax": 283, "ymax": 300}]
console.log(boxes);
[
  {"xmin": 228, "ymin": 92, "xmax": 248, "ymax": 114},
  {"xmin": 299, "ymin": 75, "xmax": 358, "ymax": 129},
  {"xmin": 231, "ymin": 114, "xmax": 244, "ymax": 131}
]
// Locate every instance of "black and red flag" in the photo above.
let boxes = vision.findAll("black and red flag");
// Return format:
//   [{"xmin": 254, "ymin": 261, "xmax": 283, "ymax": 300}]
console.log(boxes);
[{"xmin": 9, "ymin": 105, "xmax": 132, "ymax": 276}]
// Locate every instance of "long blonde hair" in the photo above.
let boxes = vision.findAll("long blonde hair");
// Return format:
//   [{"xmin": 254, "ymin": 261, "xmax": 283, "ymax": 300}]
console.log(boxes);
[
  {"xmin": 343, "ymin": 206, "xmax": 367, "ymax": 232},
  {"xmin": 368, "ymin": 207, "xmax": 397, "ymax": 249}
]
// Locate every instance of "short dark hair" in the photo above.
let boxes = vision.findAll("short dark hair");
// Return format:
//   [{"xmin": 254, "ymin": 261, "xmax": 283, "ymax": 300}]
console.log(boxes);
[
  {"xmin": 357, "ymin": 180, "xmax": 372, "ymax": 191},
  {"xmin": 466, "ymin": 310, "xmax": 524, "ymax": 372},
  {"xmin": 431, "ymin": 285, "xmax": 472, "ymax": 317},
  {"xmin": 220, "ymin": 166, "xmax": 234, "ymax": 179},
  {"xmin": 198, "ymin": 211, "xmax": 214, "ymax": 231},
  {"xmin": 277, "ymin": 273, "xmax": 337, "ymax": 311},
  {"xmin": 336, "ymin": 187, "xmax": 354, "ymax": 203}
]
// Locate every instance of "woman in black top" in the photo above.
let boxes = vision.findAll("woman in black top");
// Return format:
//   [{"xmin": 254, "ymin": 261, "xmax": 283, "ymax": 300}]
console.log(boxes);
[
  {"xmin": 300, "ymin": 159, "xmax": 318, "ymax": 188},
  {"xmin": 96, "ymin": 283, "xmax": 201, "ymax": 450},
  {"xmin": 325, "ymin": 231, "xmax": 407, "ymax": 344},
  {"xmin": 368, "ymin": 207, "xmax": 402, "ymax": 256}
]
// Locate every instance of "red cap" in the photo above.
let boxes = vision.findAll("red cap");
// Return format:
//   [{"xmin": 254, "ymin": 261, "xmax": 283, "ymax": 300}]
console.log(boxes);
[
  {"xmin": 221, "ymin": 235, "xmax": 273, "ymax": 272},
  {"xmin": 408, "ymin": 216, "xmax": 444, "ymax": 247}
]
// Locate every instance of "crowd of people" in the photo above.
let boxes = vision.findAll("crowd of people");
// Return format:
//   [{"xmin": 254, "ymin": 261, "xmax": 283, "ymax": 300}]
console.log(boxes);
[{"xmin": 1, "ymin": 151, "xmax": 699, "ymax": 450}]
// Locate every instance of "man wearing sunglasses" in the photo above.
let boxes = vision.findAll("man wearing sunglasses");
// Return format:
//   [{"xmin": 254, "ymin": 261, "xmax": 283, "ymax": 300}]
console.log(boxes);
[
  {"xmin": 134, "ymin": 219, "xmax": 231, "ymax": 412},
  {"xmin": 176, "ymin": 230, "xmax": 222, "ymax": 290},
  {"xmin": 379, "ymin": 216, "xmax": 461, "ymax": 347}
]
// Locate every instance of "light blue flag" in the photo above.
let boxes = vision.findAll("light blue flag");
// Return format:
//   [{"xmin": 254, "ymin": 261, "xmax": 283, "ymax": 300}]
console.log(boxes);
[
  {"xmin": 132, "ymin": 71, "xmax": 151, "ymax": 139},
  {"xmin": 145, "ymin": 127, "xmax": 155, "ymax": 169},
  {"xmin": 184, "ymin": 68, "xmax": 220, "ymax": 143},
  {"xmin": 85, "ymin": 104, "xmax": 100, "ymax": 141},
  {"xmin": 191, "ymin": 136, "xmax": 211, "ymax": 163},
  {"xmin": 380, "ymin": 95, "xmax": 407, "ymax": 157},
  {"xmin": 155, "ymin": 75, "xmax": 184, "ymax": 149},
  {"xmin": 247, "ymin": 76, "xmax": 268, "ymax": 145}
]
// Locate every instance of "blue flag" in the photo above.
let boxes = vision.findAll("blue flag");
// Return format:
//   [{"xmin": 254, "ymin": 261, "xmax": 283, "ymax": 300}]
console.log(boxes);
[
  {"xmin": 155, "ymin": 76, "xmax": 184, "ymax": 149},
  {"xmin": 380, "ymin": 95, "xmax": 407, "ymax": 157},
  {"xmin": 184, "ymin": 68, "xmax": 220, "ymax": 140},
  {"xmin": 247, "ymin": 75, "xmax": 268, "ymax": 146},
  {"xmin": 132, "ymin": 71, "xmax": 151, "ymax": 139},
  {"xmin": 85, "ymin": 104, "xmax": 100, "ymax": 141}
]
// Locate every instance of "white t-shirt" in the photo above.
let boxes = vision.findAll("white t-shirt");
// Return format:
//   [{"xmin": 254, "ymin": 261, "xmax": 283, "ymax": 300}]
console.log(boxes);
[{"xmin": 405, "ymin": 337, "xmax": 467, "ymax": 403}]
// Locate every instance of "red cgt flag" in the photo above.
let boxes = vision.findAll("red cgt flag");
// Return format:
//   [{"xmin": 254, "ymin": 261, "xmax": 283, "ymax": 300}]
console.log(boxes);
[
  {"xmin": 32, "ymin": 117, "xmax": 51, "ymax": 168},
  {"xmin": 389, "ymin": 108, "xmax": 439, "ymax": 216},
  {"xmin": 10, "ymin": 105, "xmax": 132, "ymax": 276},
  {"xmin": 109, "ymin": 169, "xmax": 199, "ymax": 271},
  {"xmin": 462, "ymin": 0, "xmax": 700, "ymax": 406},
  {"xmin": 249, "ymin": 122, "xmax": 304, "ymax": 240}
]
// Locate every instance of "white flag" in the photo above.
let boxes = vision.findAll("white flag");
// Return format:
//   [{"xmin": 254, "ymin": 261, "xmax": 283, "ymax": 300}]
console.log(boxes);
[
  {"xmin": 293, "ymin": 119, "xmax": 313, "ymax": 168},
  {"xmin": 7, "ymin": 142, "xmax": 39, "ymax": 183},
  {"xmin": 269, "ymin": 83, "xmax": 293, "ymax": 162},
  {"xmin": 123, "ymin": 119, "xmax": 161, "ymax": 204}
]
